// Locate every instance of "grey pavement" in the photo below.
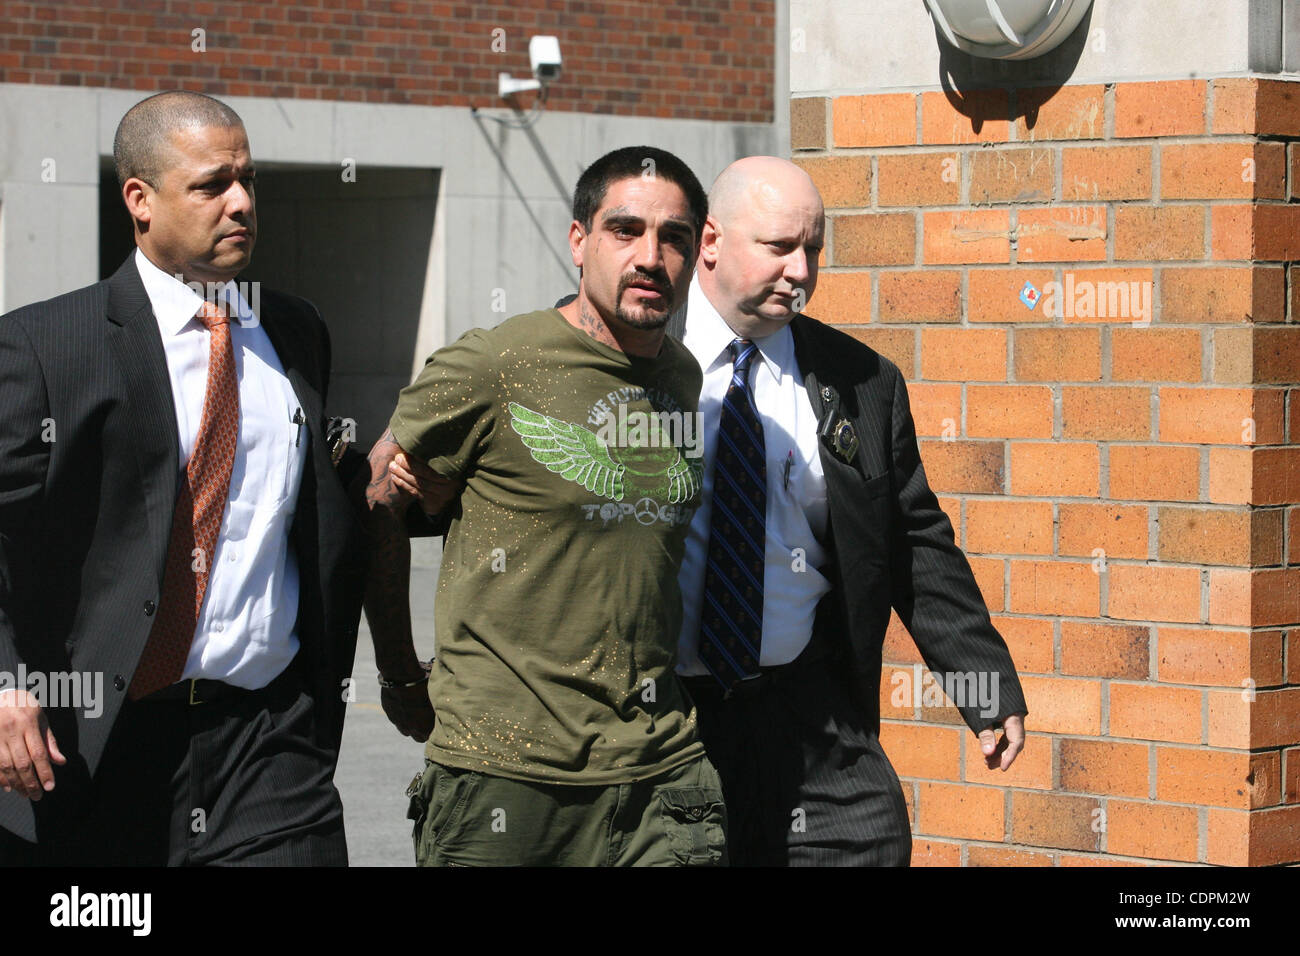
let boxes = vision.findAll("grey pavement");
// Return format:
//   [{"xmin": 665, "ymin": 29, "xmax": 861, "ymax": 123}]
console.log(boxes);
[{"xmin": 335, "ymin": 539, "xmax": 441, "ymax": 867}]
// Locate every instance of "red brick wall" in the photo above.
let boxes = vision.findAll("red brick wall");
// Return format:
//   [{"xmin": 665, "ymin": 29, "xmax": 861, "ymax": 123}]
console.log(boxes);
[
  {"xmin": 794, "ymin": 78, "xmax": 1300, "ymax": 866},
  {"xmin": 0, "ymin": 0, "xmax": 774, "ymax": 122}
]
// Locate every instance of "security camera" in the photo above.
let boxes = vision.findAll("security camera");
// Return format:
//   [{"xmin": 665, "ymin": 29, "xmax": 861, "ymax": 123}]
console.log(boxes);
[
  {"xmin": 499, "ymin": 35, "xmax": 562, "ymax": 100},
  {"xmin": 529, "ymin": 35, "xmax": 562, "ymax": 83}
]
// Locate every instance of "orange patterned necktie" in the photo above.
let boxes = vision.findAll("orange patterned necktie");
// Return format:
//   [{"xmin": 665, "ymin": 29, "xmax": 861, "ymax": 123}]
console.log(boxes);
[{"xmin": 130, "ymin": 301, "xmax": 240, "ymax": 699}]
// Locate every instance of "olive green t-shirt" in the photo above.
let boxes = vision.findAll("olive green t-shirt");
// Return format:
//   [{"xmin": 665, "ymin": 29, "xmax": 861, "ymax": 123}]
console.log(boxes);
[{"xmin": 390, "ymin": 308, "xmax": 706, "ymax": 784}]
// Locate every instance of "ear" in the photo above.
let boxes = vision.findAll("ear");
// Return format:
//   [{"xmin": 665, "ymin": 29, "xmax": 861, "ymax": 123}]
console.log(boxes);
[
  {"xmin": 699, "ymin": 215, "xmax": 722, "ymax": 267},
  {"xmin": 122, "ymin": 177, "xmax": 153, "ymax": 225},
  {"xmin": 568, "ymin": 219, "xmax": 587, "ymax": 269}
]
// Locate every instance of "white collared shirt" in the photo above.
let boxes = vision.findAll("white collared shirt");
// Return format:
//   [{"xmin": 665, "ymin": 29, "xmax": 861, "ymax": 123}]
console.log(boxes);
[
  {"xmin": 135, "ymin": 248, "xmax": 306, "ymax": 688},
  {"xmin": 676, "ymin": 275, "xmax": 832, "ymax": 675}
]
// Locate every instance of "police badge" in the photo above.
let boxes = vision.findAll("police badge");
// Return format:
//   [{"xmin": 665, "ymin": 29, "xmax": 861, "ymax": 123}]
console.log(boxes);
[
  {"xmin": 830, "ymin": 418, "xmax": 859, "ymax": 464},
  {"xmin": 817, "ymin": 400, "xmax": 860, "ymax": 465}
]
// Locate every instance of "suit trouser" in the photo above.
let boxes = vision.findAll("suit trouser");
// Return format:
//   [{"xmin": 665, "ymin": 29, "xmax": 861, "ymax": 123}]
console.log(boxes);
[
  {"xmin": 686, "ymin": 652, "xmax": 912, "ymax": 867},
  {"xmin": 0, "ymin": 662, "xmax": 347, "ymax": 866}
]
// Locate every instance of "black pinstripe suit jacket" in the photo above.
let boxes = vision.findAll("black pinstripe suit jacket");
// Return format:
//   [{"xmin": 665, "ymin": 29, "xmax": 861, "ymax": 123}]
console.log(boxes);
[
  {"xmin": 664, "ymin": 307, "xmax": 1028, "ymax": 735},
  {"xmin": 0, "ymin": 254, "xmax": 366, "ymax": 843}
]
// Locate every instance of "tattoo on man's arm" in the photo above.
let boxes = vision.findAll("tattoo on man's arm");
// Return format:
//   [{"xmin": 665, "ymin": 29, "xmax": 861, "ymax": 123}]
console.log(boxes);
[{"xmin": 366, "ymin": 427, "xmax": 411, "ymax": 511}]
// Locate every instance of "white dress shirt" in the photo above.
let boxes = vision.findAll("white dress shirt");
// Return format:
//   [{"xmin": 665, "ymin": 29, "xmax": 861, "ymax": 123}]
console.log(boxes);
[
  {"xmin": 676, "ymin": 275, "xmax": 832, "ymax": 675},
  {"xmin": 136, "ymin": 248, "xmax": 307, "ymax": 688}
]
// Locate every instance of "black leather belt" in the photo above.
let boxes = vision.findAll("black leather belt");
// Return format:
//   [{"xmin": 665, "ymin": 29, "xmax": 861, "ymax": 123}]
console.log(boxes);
[
  {"xmin": 138, "ymin": 677, "xmax": 257, "ymax": 705},
  {"xmin": 682, "ymin": 670, "xmax": 786, "ymax": 700},
  {"xmin": 682, "ymin": 593, "xmax": 847, "ymax": 701},
  {"xmin": 681, "ymin": 644, "xmax": 836, "ymax": 701}
]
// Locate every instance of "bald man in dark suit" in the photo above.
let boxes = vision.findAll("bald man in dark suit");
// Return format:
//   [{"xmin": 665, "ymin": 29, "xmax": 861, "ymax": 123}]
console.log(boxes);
[{"xmin": 665, "ymin": 156, "xmax": 1028, "ymax": 865}]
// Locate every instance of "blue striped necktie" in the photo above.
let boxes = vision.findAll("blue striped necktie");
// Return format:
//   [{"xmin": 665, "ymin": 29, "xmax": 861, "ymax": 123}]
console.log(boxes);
[{"xmin": 699, "ymin": 338, "xmax": 766, "ymax": 691}]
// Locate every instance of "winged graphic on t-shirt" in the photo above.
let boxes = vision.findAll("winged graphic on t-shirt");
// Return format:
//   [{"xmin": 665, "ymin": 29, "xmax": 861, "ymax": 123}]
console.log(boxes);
[{"xmin": 508, "ymin": 402, "xmax": 701, "ymax": 504}]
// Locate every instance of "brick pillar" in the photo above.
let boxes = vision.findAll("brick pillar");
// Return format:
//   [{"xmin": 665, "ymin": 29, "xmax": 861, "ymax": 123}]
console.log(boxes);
[{"xmin": 792, "ymin": 77, "xmax": 1300, "ymax": 866}]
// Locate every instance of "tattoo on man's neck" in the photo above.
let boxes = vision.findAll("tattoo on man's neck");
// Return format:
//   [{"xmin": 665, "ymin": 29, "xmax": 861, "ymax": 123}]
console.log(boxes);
[{"xmin": 578, "ymin": 300, "xmax": 614, "ymax": 347}]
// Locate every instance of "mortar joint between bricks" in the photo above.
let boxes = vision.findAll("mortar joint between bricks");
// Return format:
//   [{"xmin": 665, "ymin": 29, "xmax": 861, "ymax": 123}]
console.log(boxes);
[
  {"xmin": 1146, "ymin": 502, "xmax": 1158, "ymax": 564},
  {"xmin": 1199, "ymin": 567, "xmax": 1210, "ymax": 625},
  {"xmin": 1053, "ymin": 142, "xmax": 1063, "ymax": 204},
  {"xmin": 870, "ymin": 267, "xmax": 879, "ymax": 327}
]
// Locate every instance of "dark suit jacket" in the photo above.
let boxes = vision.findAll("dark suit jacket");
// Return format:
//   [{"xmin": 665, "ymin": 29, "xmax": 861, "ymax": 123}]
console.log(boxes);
[
  {"xmin": 0, "ymin": 254, "xmax": 367, "ymax": 843},
  {"xmin": 664, "ymin": 307, "xmax": 1027, "ymax": 737}
]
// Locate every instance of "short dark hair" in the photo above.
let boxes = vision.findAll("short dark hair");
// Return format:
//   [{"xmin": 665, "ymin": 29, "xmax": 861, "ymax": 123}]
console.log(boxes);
[
  {"xmin": 572, "ymin": 146, "xmax": 708, "ymax": 240},
  {"xmin": 113, "ymin": 90, "xmax": 244, "ymax": 188}
]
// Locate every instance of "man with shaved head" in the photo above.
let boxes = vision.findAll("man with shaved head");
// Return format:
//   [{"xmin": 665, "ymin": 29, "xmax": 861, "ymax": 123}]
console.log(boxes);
[
  {"xmin": 665, "ymin": 156, "xmax": 1028, "ymax": 865},
  {"xmin": 0, "ymin": 91, "xmax": 370, "ymax": 864}
]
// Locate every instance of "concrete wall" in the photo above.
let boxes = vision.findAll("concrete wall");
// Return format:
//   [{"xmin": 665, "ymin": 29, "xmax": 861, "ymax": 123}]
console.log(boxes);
[
  {"xmin": 0, "ymin": 82, "xmax": 779, "ymax": 441},
  {"xmin": 791, "ymin": 0, "xmax": 1297, "ymax": 95}
]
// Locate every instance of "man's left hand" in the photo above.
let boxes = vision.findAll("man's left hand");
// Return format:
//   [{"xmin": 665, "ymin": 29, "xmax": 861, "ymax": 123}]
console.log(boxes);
[
  {"xmin": 380, "ymin": 682, "xmax": 437, "ymax": 743},
  {"xmin": 979, "ymin": 713, "xmax": 1025, "ymax": 771}
]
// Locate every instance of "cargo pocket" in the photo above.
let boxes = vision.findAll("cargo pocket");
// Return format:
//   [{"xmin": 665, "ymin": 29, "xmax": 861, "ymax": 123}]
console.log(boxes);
[
  {"xmin": 406, "ymin": 763, "xmax": 437, "ymax": 866},
  {"xmin": 424, "ymin": 764, "xmax": 483, "ymax": 863},
  {"xmin": 659, "ymin": 786, "xmax": 727, "ymax": 866}
]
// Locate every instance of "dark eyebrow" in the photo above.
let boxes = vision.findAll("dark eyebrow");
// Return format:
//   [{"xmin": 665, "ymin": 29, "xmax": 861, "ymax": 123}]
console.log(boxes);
[
  {"xmin": 600, "ymin": 206, "xmax": 633, "ymax": 223},
  {"xmin": 196, "ymin": 164, "xmax": 256, "ymax": 180},
  {"xmin": 600, "ymin": 209, "xmax": 693, "ymax": 238}
]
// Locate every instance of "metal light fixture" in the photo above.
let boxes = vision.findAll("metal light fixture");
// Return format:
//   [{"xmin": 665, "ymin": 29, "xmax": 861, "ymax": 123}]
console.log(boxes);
[{"xmin": 924, "ymin": 0, "xmax": 1093, "ymax": 60}]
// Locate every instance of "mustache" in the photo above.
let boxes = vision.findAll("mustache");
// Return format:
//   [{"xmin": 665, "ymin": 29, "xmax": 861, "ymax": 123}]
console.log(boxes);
[{"xmin": 618, "ymin": 270, "xmax": 670, "ymax": 296}]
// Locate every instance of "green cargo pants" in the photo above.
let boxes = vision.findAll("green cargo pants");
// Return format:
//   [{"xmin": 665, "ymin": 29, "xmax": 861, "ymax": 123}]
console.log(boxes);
[{"xmin": 406, "ymin": 753, "xmax": 727, "ymax": 866}]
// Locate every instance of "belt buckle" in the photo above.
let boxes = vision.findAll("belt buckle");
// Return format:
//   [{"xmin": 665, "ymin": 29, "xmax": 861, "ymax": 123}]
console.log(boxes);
[
  {"xmin": 188, "ymin": 679, "xmax": 202, "ymax": 706},
  {"xmin": 728, "ymin": 671, "xmax": 768, "ymax": 700}
]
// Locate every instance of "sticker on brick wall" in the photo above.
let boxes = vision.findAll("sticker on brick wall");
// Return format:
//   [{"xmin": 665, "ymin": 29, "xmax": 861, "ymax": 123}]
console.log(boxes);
[{"xmin": 1019, "ymin": 281, "xmax": 1041, "ymax": 310}]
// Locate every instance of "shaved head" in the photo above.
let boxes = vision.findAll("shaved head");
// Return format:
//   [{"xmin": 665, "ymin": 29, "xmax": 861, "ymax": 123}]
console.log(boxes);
[
  {"xmin": 116, "ymin": 91, "xmax": 257, "ymax": 285},
  {"xmin": 707, "ymin": 156, "xmax": 823, "ymax": 231},
  {"xmin": 113, "ymin": 90, "xmax": 244, "ymax": 188},
  {"xmin": 698, "ymin": 156, "xmax": 826, "ymax": 338}
]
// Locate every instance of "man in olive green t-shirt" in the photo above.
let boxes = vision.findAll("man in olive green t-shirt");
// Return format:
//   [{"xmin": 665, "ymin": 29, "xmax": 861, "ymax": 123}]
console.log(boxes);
[{"xmin": 362, "ymin": 146, "xmax": 726, "ymax": 866}]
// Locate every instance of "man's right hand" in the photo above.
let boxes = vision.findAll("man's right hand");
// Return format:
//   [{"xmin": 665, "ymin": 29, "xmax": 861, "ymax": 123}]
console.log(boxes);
[
  {"xmin": 362, "ymin": 428, "xmax": 436, "ymax": 743},
  {"xmin": 387, "ymin": 452, "xmax": 462, "ymax": 517},
  {"xmin": 0, "ymin": 690, "xmax": 66, "ymax": 800},
  {"xmin": 380, "ymin": 681, "xmax": 437, "ymax": 742}
]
